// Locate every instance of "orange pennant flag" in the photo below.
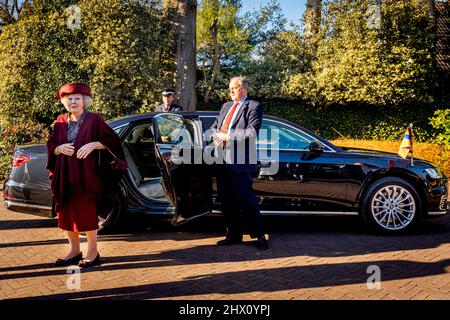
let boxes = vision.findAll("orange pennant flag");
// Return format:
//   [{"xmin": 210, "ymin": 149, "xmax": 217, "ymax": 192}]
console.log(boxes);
[{"xmin": 398, "ymin": 127, "xmax": 413, "ymax": 159}]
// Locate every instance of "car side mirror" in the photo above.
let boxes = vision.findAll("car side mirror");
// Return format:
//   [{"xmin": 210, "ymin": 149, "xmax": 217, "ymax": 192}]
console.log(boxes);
[{"xmin": 309, "ymin": 141, "xmax": 324, "ymax": 153}]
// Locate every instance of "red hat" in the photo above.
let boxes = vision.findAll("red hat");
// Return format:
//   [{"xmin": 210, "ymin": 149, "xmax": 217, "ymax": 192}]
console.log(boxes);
[{"xmin": 55, "ymin": 82, "xmax": 91, "ymax": 100}]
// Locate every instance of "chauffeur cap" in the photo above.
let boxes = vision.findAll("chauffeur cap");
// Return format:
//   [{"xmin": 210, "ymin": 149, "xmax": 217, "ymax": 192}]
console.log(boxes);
[
  {"xmin": 162, "ymin": 88, "xmax": 175, "ymax": 97},
  {"xmin": 55, "ymin": 82, "xmax": 92, "ymax": 100}
]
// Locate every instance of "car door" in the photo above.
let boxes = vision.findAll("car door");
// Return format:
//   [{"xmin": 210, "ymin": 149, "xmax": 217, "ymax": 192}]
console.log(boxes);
[
  {"xmin": 254, "ymin": 119, "xmax": 351, "ymax": 213},
  {"xmin": 152, "ymin": 113, "xmax": 213, "ymax": 225}
]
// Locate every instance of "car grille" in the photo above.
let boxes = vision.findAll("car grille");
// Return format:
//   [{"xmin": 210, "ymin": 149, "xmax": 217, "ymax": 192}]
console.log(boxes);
[{"xmin": 439, "ymin": 194, "xmax": 448, "ymax": 211}]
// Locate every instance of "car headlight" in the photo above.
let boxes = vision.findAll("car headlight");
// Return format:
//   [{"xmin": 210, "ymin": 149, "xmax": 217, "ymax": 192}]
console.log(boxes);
[{"xmin": 425, "ymin": 168, "xmax": 442, "ymax": 179}]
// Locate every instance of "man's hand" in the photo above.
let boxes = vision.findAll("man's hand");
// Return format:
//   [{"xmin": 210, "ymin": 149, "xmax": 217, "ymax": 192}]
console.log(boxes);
[
  {"xmin": 212, "ymin": 132, "xmax": 229, "ymax": 146},
  {"xmin": 217, "ymin": 132, "xmax": 229, "ymax": 141},
  {"xmin": 77, "ymin": 142, "xmax": 101, "ymax": 159},
  {"xmin": 55, "ymin": 143, "xmax": 75, "ymax": 156}
]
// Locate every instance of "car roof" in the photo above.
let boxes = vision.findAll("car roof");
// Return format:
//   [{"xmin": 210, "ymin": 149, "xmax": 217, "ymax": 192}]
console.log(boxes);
[
  {"xmin": 107, "ymin": 111, "xmax": 219, "ymax": 127},
  {"xmin": 107, "ymin": 111, "xmax": 339, "ymax": 152}
]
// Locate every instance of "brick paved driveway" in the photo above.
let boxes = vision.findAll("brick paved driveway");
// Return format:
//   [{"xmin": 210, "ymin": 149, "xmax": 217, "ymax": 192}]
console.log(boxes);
[{"xmin": 0, "ymin": 192, "xmax": 449, "ymax": 300}]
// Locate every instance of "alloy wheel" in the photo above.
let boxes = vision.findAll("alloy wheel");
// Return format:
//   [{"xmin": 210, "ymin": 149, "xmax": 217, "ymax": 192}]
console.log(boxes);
[{"xmin": 371, "ymin": 185, "xmax": 416, "ymax": 231}]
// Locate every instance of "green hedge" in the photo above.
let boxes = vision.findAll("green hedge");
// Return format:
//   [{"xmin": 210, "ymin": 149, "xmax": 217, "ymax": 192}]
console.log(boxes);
[
  {"xmin": 197, "ymin": 99, "xmax": 442, "ymax": 142},
  {"xmin": 429, "ymin": 109, "xmax": 450, "ymax": 148}
]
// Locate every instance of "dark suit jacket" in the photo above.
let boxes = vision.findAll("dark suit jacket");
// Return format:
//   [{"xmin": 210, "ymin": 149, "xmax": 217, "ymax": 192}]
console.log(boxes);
[
  {"xmin": 210, "ymin": 98, "xmax": 263, "ymax": 173},
  {"xmin": 155, "ymin": 103, "xmax": 183, "ymax": 112}
]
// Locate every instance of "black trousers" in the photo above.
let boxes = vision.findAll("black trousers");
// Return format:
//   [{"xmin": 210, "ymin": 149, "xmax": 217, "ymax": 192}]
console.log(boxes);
[{"xmin": 216, "ymin": 165, "xmax": 264, "ymax": 240}]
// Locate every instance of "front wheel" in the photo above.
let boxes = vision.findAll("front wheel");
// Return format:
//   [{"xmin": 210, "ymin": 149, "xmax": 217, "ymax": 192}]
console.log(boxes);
[{"xmin": 362, "ymin": 177, "xmax": 422, "ymax": 234}]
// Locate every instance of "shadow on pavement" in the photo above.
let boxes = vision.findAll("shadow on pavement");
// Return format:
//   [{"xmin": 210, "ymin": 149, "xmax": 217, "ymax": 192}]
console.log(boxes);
[
  {"xmin": 0, "ymin": 217, "xmax": 57, "ymax": 230},
  {"xmin": 9, "ymin": 259, "xmax": 450, "ymax": 300},
  {"xmin": 1, "ymin": 217, "xmax": 449, "ymax": 282}
]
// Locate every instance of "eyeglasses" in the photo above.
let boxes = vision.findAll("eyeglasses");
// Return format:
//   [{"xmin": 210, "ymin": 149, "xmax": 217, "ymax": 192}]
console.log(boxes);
[{"xmin": 62, "ymin": 96, "xmax": 82, "ymax": 102}]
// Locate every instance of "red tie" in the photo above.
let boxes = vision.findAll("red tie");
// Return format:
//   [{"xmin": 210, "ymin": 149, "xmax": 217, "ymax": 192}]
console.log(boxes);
[{"xmin": 220, "ymin": 102, "xmax": 239, "ymax": 133}]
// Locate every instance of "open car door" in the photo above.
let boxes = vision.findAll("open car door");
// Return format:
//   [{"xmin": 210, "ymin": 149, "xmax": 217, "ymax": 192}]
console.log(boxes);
[{"xmin": 152, "ymin": 113, "xmax": 213, "ymax": 226}]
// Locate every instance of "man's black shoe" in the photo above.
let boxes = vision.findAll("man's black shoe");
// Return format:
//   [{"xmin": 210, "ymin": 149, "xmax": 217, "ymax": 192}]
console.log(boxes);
[
  {"xmin": 249, "ymin": 232, "xmax": 258, "ymax": 239},
  {"xmin": 217, "ymin": 238, "xmax": 243, "ymax": 246},
  {"xmin": 256, "ymin": 237, "xmax": 268, "ymax": 250}
]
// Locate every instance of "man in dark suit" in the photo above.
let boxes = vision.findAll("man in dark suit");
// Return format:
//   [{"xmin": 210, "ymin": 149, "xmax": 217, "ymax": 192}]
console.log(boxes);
[
  {"xmin": 210, "ymin": 76, "xmax": 268, "ymax": 250},
  {"xmin": 155, "ymin": 88, "xmax": 183, "ymax": 112}
]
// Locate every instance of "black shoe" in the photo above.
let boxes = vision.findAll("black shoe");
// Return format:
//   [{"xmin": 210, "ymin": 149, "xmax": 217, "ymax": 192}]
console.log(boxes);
[
  {"xmin": 217, "ymin": 238, "xmax": 243, "ymax": 246},
  {"xmin": 78, "ymin": 254, "xmax": 101, "ymax": 268},
  {"xmin": 249, "ymin": 232, "xmax": 258, "ymax": 239},
  {"xmin": 256, "ymin": 237, "xmax": 268, "ymax": 250},
  {"xmin": 55, "ymin": 252, "xmax": 83, "ymax": 267}
]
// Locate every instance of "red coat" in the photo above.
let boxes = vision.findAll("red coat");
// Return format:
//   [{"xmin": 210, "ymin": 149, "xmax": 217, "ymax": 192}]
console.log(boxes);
[{"xmin": 47, "ymin": 112, "xmax": 127, "ymax": 214}]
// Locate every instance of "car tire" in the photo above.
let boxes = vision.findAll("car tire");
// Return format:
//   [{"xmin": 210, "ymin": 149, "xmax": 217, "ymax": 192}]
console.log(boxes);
[
  {"xmin": 97, "ymin": 190, "xmax": 124, "ymax": 234},
  {"xmin": 361, "ymin": 177, "xmax": 422, "ymax": 234}
]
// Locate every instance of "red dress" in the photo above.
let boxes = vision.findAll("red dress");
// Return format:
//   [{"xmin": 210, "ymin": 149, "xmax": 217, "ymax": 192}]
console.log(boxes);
[
  {"xmin": 57, "ymin": 193, "xmax": 98, "ymax": 232},
  {"xmin": 46, "ymin": 112, "xmax": 127, "ymax": 232}
]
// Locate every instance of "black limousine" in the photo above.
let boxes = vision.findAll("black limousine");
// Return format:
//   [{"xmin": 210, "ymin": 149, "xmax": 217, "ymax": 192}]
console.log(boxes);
[{"xmin": 3, "ymin": 112, "xmax": 449, "ymax": 234}]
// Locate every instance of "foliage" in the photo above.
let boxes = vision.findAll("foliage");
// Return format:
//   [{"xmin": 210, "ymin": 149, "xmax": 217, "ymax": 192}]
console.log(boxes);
[
  {"xmin": 263, "ymin": 100, "xmax": 439, "ymax": 142},
  {"xmin": 196, "ymin": 0, "xmax": 289, "ymax": 102},
  {"xmin": 238, "ymin": 1, "xmax": 308, "ymax": 99},
  {"xmin": 198, "ymin": 99, "xmax": 440, "ymax": 143},
  {"xmin": 0, "ymin": 121, "xmax": 48, "ymax": 180},
  {"xmin": 196, "ymin": 0, "xmax": 251, "ymax": 102},
  {"xmin": 243, "ymin": 28, "xmax": 306, "ymax": 99},
  {"xmin": 429, "ymin": 109, "xmax": 450, "ymax": 148},
  {"xmin": 79, "ymin": 0, "xmax": 173, "ymax": 117},
  {"xmin": 242, "ymin": 0, "xmax": 287, "ymax": 48},
  {"xmin": 283, "ymin": 0, "xmax": 437, "ymax": 106},
  {"xmin": 331, "ymin": 138, "xmax": 450, "ymax": 178},
  {"xmin": 0, "ymin": 0, "xmax": 32, "ymax": 30},
  {"xmin": 0, "ymin": 10, "xmax": 88, "ymax": 126},
  {"xmin": 0, "ymin": 0, "xmax": 173, "ymax": 127}
]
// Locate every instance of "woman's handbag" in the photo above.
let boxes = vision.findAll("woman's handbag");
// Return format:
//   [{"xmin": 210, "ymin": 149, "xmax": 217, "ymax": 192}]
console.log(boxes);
[
  {"xmin": 99, "ymin": 145, "xmax": 128, "ymax": 192},
  {"xmin": 96, "ymin": 145, "xmax": 128, "ymax": 205},
  {"xmin": 103, "ymin": 145, "xmax": 128, "ymax": 173}
]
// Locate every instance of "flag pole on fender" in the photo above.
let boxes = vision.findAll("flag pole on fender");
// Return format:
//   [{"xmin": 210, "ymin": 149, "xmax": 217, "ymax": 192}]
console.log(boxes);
[{"xmin": 409, "ymin": 123, "xmax": 414, "ymax": 167}]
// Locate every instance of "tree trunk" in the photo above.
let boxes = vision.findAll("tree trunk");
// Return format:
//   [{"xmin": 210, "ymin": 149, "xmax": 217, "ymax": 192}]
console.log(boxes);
[
  {"xmin": 419, "ymin": 0, "xmax": 436, "ymax": 21},
  {"xmin": 204, "ymin": 18, "xmax": 220, "ymax": 103},
  {"xmin": 164, "ymin": 0, "xmax": 197, "ymax": 111},
  {"xmin": 0, "ymin": 0, "xmax": 31, "ymax": 30},
  {"xmin": 304, "ymin": 0, "xmax": 321, "ymax": 45}
]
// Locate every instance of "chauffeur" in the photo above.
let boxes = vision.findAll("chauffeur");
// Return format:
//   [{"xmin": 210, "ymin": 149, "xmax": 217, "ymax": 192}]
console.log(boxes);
[{"xmin": 155, "ymin": 88, "xmax": 183, "ymax": 112}]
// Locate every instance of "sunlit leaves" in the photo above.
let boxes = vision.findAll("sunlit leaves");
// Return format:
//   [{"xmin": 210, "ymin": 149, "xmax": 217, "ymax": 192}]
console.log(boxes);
[
  {"xmin": 283, "ymin": 0, "xmax": 437, "ymax": 106},
  {"xmin": 0, "ymin": 0, "xmax": 174, "ymax": 126},
  {"xmin": 430, "ymin": 109, "xmax": 450, "ymax": 148}
]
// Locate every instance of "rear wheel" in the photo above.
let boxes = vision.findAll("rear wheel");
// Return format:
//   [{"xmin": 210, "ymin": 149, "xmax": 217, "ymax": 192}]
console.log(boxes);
[
  {"xmin": 362, "ymin": 177, "xmax": 422, "ymax": 234},
  {"xmin": 98, "ymin": 191, "xmax": 124, "ymax": 233}
]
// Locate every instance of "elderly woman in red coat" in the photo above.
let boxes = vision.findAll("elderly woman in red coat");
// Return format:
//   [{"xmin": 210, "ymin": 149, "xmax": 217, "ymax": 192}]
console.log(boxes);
[{"xmin": 47, "ymin": 82, "xmax": 127, "ymax": 268}]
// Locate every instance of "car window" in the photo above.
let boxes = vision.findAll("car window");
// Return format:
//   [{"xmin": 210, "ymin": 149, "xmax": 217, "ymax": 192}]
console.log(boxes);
[
  {"xmin": 153, "ymin": 114, "xmax": 194, "ymax": 145},
  {"xmin": 199, "ymin": 116, "xmax": 216, "ymax": 132},
  {"xmin": 125, "ymin": 123, "xmax": 154, "ymax": 143},
  {"xmin": 257, "ymin": 119, "xmax": 312, "ymax": 150},
  {"xmin": 113, "ymin": 125, "xmax": 127, "ymax": 137}
]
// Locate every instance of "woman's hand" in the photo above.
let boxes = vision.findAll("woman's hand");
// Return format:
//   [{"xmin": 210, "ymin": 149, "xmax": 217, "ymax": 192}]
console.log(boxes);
[
  {"xmin": 55, "ymin": 143, "xmax": 75, "ymax": 156},
  {"xmin": 77, "ymin": 142, "xmax": 102, "ymax": 159}
]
